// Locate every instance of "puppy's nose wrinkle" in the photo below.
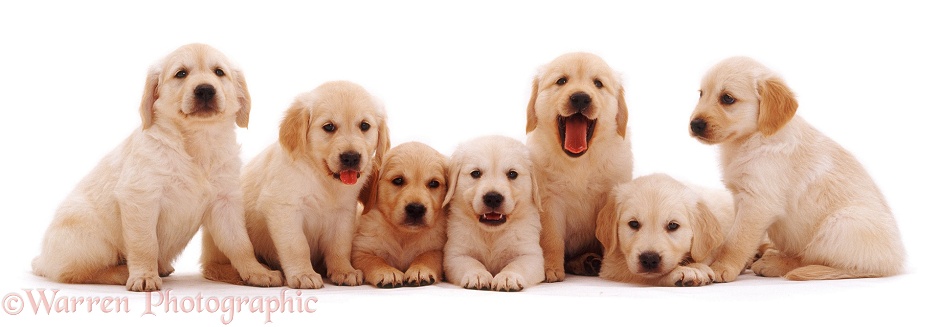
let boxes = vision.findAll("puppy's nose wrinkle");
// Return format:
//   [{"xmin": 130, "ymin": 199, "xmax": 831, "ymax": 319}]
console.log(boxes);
[
  {"xmin": 570, "ymin": 92, "xmax": 591, "ymax": 111},
  {"xmin": 194, "ymin": 84, "xmax": 216, "ymax": 102},
  {"xmin": 482, "ymin": 192, "xmax": 504, "ymax": 209}
]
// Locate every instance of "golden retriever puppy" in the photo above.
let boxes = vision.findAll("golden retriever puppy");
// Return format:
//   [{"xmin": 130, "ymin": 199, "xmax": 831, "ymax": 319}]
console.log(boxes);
[
  {"xmin": 689, "ymin": 56, "xmax": 905, "ymax": 282},
  {"xmin": 32, "ymin": 43, "xmax": 282, "ymax": 291},
  {"xmin": 351, "ymin": 142, "xmax": 448, "ymax": 288},
  {"xmin": 444, "ymin": 135, "xmax": 544, "ymax": 292},
  {"xmin": 596, "ymin": 174, "xmax": 734, "ymax": 286},
  {"xmin": 201, "ymin": 81, "xmax": 389, "ymax": 288},
  {"xmin": 526, "ymin": 52, "xmax": 633, "ymax": 281}
]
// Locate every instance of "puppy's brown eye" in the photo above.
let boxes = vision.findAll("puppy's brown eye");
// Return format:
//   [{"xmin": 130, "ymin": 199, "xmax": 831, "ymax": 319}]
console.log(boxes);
[
  {"xmin": 470, "ymin": 170, "xmax": 482, "ymax": 179},
  {"xmin": 427, "ymin": 180, "xmax": 440, "ymax": 188},
  {"xmin": 721, "ymin": 94, "xmax": 735, "ymax": 105},
  {"xmin": 667, "ymin": 222, "xmax": 680, "ymax": 231},
  {"xmin": 698, "ymin": 90, "xmax": 703, "ymax": 98},
  {"xmin": 323, "ymin": 123, "xmax": 336, "ymax": 133},
  {"xmin": 215, "ymin": 68, "xmax": 225, "ymax": 77},
  {"xmin": 594, "ymin": 79, "xmax": 603, "ymax": 88},
  {"xmin": 360, "ymin": 121, "xmax": 371, "ymax": 132},
  {"xmin": 392, "ymin": 177, "xmax": 404, "ymax": 186},
  {"xmin": 506, "ymin": 170, "xmax": 518, "ymax": 180},
  {"xmin": 628, "ymin": 220, "xmax": 640, "ymax": 230},
  {"xmin": 175, "ymin": 70, "xmax": 187, "ymax": 78},
  {"xmin": 556, "ymin": 77, "xmax": 567, "ymax": 85}
]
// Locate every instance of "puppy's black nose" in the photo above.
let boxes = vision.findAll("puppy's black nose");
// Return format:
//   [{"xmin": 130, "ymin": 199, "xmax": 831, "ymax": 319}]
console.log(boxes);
[
  {"xmin": 690, "ymin": 118, "xmax": 708, "ymax": 136},
  {"xmin": 570, "ymin": 92, "xmax": 592, "ymax": 111},
  {"xmin": 639, "ymin": 251, "xmax": 661, "ymax": 271},
  {"xmin": 405, "ymin": 203, "xmax": 427, "ymax": 219},
  {"xmin": 194, "ymin": 84, "xmax": 216, "ymax": 102},
  {"xmin": 482, "ymin": 192, "xmax": 504, "ymax": 209},
  {"xmin": 339, "ymin": 151, "xmax": 361, "ymax": 169}
]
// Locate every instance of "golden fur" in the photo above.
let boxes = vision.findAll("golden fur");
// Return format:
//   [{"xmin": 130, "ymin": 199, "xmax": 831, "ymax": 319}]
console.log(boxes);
[
  {"xmin": 32, "ymin": 43, "xmax": 281, "ymax": 291},
  {"xmin": 690, "ymin": 56, "xmax": 905, "ymax": 281},
  {"xmin": 526, "ymin": 52, "xmax": 633, "ymax": 281},
  {"xmin": 351, "ymin": 142, "xmax": 448, "ymax": 288},
  {"xmin": 201, "ymin": 81, "xmax": 389, "ymax": 288},
  {"xmin": 597, "ymin": 174, "xmax": 733, "ymax": 286},
  {"xmin": 443, "ymin": 136, "xmax": 544, "ymax": 291}
]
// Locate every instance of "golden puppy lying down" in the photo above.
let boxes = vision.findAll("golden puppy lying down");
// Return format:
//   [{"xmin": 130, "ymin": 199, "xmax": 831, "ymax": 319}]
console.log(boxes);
[
  {"xmin": 202, "ymin": 81, "xmax": 389, "ymax": 288},
  {"xmin": 352, "ymin": 142, "xmax": 448, "ymax": 288},
  {"xmin": 690, "ymin": 56, "xmax": 906, "ymax": 281},
  {"xmin": 597, "ymin": 174, "xmax": 734, "ymax": 286},
  {"xmin": 33, "ymin": 43, "xmax": 281, "ymax": 291},
  {"xmin": 526, "ymin": 52, "xmax": 633, "ymax": 281},
  {"xmin": 444, "ymin": 136, "xmax": 545, "ymax": 291}
]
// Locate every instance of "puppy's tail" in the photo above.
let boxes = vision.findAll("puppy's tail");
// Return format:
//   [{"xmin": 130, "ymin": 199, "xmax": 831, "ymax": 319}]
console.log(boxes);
[
  {"xmin": 784, "ymin": 265, "xmax": 881, "ymax": 281},
  {"xmin": 202, "ymin": 263, "xmax": 248, "ymax": 285}
]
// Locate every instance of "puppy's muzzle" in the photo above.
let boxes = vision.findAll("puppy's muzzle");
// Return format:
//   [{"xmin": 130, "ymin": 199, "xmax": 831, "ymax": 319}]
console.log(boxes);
[
  {"xmin": 403, "ymin": 202, "xmax": 427, "ymax": 227},
  {"xmin": 690, "ymin": 118, "xmax": 708, "ymax": 137},
  {"xmin": 479, "ymin": 191, "xmax": 507, "ymax": 226},
  {"xmin": 189, "ymin": 84, "xmax": 219, "ymax": 116},
  {"xmin": 333, "ymin": 151, "xmax": 363, "ymax": 185}
]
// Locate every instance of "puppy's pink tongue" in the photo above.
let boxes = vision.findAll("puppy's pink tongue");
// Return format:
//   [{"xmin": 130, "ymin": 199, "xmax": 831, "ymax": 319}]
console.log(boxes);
[
  {"xmin": 339, "ymin": 170, "xmax": 359, "ymax": 185},
  {"xmin": 564, "ymin": 115, "xmax": 589, "ymax": 154}
]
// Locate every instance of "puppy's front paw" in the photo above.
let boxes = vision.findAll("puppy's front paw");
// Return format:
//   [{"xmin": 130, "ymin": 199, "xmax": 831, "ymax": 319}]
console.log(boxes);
[
  {"xmin": 126, "ymin": 273, "xmax": 162, "ymax": 292},
  {"xmin": 544, "ymin": 266, "xmax": 566, "ymax": 283},
  {"xmin": 710, "ymin": 261, "xmax": 741, "ymax": 283},
  {"xmin": 492, "ymin": 271, "xmax": 526, "ymax": 292},
  {"xmin": 750, "ymin": 250, "xmax": 799, "ymax": 277},
  {"xmin": 367, "ymin": 267, "xmax": 405, "ymax": 288},
  {"xmin": 404, "ymin": 266, "xmax": 438, "ymax": 287},
  {"xmin": 158, "ymin": 264, "xmax": 175, "ymax": 278},
  {"xmin": 329, "ymin": 269, "xmax": 364, "ymax": 286},
  {"xmin": 667, "ymin": 265, "xmax": 714, "ymax": 287},
  {"xmin": 460, "ymin": 270, "xmax": 493, "ymax": 290},
  {"xmin": 286, "ymin": 270, "xmax": 324, "ymax": 289},
  {"xmin": 243, "ymin": 268, "xmax": 284, "ymax": 287}
]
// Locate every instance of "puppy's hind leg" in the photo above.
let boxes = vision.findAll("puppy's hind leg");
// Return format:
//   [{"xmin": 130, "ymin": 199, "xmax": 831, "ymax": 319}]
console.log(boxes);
[
  {"xmin": 33, "ymin": 214, "xmax": 127, "ymax": 285},
  {"xmin": 564, "ymin": 252, "xmax": 603, "ymax": 276}
]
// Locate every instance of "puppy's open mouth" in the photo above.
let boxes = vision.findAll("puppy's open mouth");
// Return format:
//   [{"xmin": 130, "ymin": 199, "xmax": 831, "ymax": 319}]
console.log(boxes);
[
  {"xmin": 478, "ymin": 212, "xmax": 507, "ymax": 226},
  {"xmin": 557, "ymin": 113, "xmax": 596, "ymax": 157},
  {"xmin": 331, "ymin": 169, "xmax": 362, "ymax": 185}
]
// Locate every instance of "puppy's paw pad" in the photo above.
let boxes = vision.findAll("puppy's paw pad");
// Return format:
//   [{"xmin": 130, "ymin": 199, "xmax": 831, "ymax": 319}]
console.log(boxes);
[
  {"xmin": 460, "ymin": 271, "xmax": 493, "ymax": 290},
  {"xmin": 330, "ymin": 269, "xmax": 364, "ymax": 286},
  {"xmin": 126, "ymin": 273, "xmax": 162, "ymax": 292},
  {"xmin": 404, "ymin": 267, "xmax": 438, "ymax": 287},
  {"xmin": 286, "ymin": 271, "xmax": 324, "ymax": 289},
  {"xmin": 492, "ymin": 272, "xmax": 526, "ymax": 292},
  {"xmin": 584, "ymin": 254, "xmax": 602, "ymax": 275}
]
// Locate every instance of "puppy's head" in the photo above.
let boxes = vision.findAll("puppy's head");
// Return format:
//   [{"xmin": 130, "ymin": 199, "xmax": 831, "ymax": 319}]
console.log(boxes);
[
  {"xmin": 689, "ymin": 56, "xmax": 798, "ymax": 144},
  {"xmin": 445, "ymin": 135, "xmax": 541, "ymax": 229},
  {"xmin": 369, "ymin": 142, "xmax": 448, "ymax": 232},
  {"xmin": 596, "ymin": 174, "xmax": 723, "ymax": 279},
  {"xmin": 527, "ymin": 52, "xmax": 628, "ymax": 157},
  {"xmin": 139, "ymin": 43, "xmax": 251, "ymax": 130},
  {"xmin": 278, "ymin": 81, "xmax": 390, "ymax": 211}
]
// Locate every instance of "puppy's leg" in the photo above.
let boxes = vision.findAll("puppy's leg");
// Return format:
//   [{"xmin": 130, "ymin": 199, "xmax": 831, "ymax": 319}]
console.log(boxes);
[
  {"xmin": 118, "ymin": 199, "xmax": 163, "ymax": 292},
  {"xmin": 322, "ymin": 218, "xmax": 363, "ymax": 286},
  {"xmin": 353, "ymin": 250, "xmax": 404, "ymax": 288},
  {"xmin": 663, "ymin": 263, "xmax": 715, "ymax": 287},
  {"xmin": 267, "ymin": 209, "xmax": 323, "ymax": 289},
  {"xmin": 710, "ymin": 200, "xmax": 776, "ymax": 283},
  {"xmin": 446, "ymin": 255, "xmax": 493, "ymax": 290},
  {"xmin": 404, "ymin": 250, "xmax": 443, "ymax": 287},
  {"xmin": 540, "ymin": 208, "xmax": 566, "ymax": 282},
  {"xmin": 750, "ymin": 249, "xmax": 801, "ymax": 277},
  {"xmin": 33, "ymin": 212, "xmax": 128, "ymax": 285},
  {"xmin": 492, "ymin": 253, "xmax": 545, "ymax": 292},
  {"xmin": 203, "ymin": 192, "xmax": 283, "ymax": 287}
]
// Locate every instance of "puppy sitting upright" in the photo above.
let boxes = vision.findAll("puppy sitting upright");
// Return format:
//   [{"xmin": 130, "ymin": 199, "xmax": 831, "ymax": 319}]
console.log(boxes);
[
  {"xmin": 352, "ymin": 142, "xmax": 448, "ymax": 288},
  {"xmin": 689, "ymin": 56, "xmax": 905, "ymax": 282},
  {"xmin": 526, "ymin": 53, "xmax": 633, "ymax": 281},
  {"xmin": 444, "ymin": 136, "xmax": 544, "ymax": 292},
  {"xmin": 32, "ymin": 43, "xmax": 282, "ymax": 291},
  {"xmin": 202, "ymin": 81, "xmax": 389, "ymax": 288}
]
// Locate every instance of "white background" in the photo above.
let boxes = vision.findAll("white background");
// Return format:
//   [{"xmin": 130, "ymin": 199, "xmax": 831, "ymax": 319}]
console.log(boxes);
[{"xmin": 1, "ymin": 1, "xmax": 936, "ymax": 326}]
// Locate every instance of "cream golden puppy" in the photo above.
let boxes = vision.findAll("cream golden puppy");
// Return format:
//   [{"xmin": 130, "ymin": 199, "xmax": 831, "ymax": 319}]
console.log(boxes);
[
  {"xmin": 32, "ymin": 43, "xmax": 282, "ymax": 291},
  {"xmin": 689, "ymin": 56, "xmax": 905, "ymax": 282},
  {"xmin": 526, "ymin": 52, "xmax": 633, "ymax": 281},
  {"xmin": 444, "ymin": 136, "xmax": 544, "ymax": 291},
  {"xmin": 597, "ymin": 174, "xmax": 734, "ymax": 287},
  {"xmin": 352, "ymin": 142, "xmax": 448, "ymax": 288},
  {"xmin": 202, "ymin": 81, "xmax": 389, "ymax": 288}
]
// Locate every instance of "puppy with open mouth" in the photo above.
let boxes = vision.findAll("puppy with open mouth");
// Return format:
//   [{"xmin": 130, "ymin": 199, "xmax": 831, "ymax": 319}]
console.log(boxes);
[
  {"xmin": 526, "ymin": 53, "xmax": 633, "ymax": 281},
  {"xmin": 443, "ymin": 136, "xmax": 545, "ymax": 291},
  {"xmin": 201, "ymin": 81, "xmax": 389, "ymax": 288}
]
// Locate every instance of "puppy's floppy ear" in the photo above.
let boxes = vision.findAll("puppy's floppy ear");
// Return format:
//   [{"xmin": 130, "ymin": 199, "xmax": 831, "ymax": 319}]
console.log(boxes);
[
  {"xmin": 139, "ymin": 67, "xmax": 160, "ymax": 130},
  {"xmin": 526, "ymin": 77, "xmax": 539, "ymax": 134},
  {"xmin": 757, "ymin": 77, "xmax": 798, "ymax": 136},
  {"xmin": 615, "ymin": 84, "xmax": 629, "ymax": 138},
  {"xmin": 442, "ymin": 161, "xmax": 460, "ymax": 207},
  {"xmin": 233, "ymin": 68, "xmax": 251, "ymax": 128},
  {"xmin": 529, "ymin": 168, "xmax": 544, "ymax": 213},
  {"xmin": 690, "ymin": 201, "xmax": 724, "ymax": 262},
  {"xmin": 359, "ymin": 113, "xmax": 390, "ymax": 214},
  {"xmin": 278, "ymin": 101, "xmax": 311, "ymax": 160},
  {"xmin": 595, "ymin": 193, "xmax": 620, "ymax": 253}
]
